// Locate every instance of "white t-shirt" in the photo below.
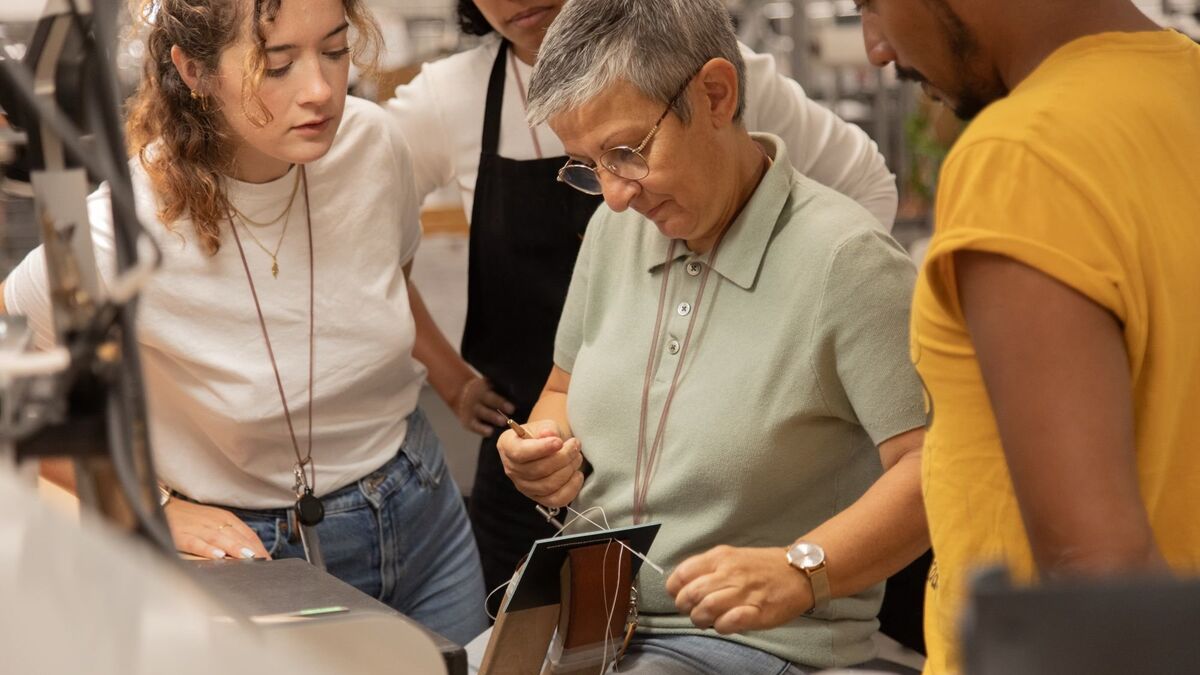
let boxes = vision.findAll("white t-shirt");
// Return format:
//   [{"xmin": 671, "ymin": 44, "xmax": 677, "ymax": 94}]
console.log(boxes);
[
  {"xmin": 4, "ymin": 97, "xmax": 426, "ymax": 508},
  {"xmin": 387, "ymin": 34, "xmax": 898, "ymax": 229}
]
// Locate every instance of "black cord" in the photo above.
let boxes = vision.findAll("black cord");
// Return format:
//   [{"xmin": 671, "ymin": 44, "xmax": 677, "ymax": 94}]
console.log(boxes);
[{"xmin": 73, "ymin": 0, "xmax": 173, "ymax": 554}]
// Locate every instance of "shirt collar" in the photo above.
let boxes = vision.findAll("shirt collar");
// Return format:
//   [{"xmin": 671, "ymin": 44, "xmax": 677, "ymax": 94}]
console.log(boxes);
[{"xmin": 646, "ymin": 133, "xmax": 793, "ymax": 290}]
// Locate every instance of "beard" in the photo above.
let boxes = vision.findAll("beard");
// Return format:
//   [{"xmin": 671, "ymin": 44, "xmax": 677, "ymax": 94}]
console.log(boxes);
[
  {"xmin": 919, "ymin": 0, "xmax": 1008, "ymax": 121},
  {"xmin": 896, "ymin": 64, "xmax": 992, "ymax": 121},
  {"xmin": 951, "ymin": 87, "xmax": 993, "ymax": 121}
]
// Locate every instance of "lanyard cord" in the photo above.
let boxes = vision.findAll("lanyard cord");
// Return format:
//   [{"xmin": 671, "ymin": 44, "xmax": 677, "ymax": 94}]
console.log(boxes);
[
  {"xmin": 509, "ymin": 47, "xmax": 544, "ymax": 160},
  {"xmin": 228, "ymin": 165, "xmax": 317, "ymax": 494},
  {"xmin": 632, "ymin": 231, "xmax": 729, "ymax": 524}
]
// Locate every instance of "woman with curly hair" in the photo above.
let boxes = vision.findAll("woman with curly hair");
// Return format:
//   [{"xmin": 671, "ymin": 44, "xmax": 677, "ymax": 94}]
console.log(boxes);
[{"xmin": 1, "ymin": 0, "xmax": 486, "ymax": 644}]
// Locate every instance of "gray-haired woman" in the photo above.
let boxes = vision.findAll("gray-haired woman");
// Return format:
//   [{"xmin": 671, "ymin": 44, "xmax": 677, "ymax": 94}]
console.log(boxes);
[
  {"xmin": 387, "ymin": 0, "xmax": 903, "ymax": 607},
  {"xmin": 496, "ymin": 0, "xmax": 929, "ymax": 672}
]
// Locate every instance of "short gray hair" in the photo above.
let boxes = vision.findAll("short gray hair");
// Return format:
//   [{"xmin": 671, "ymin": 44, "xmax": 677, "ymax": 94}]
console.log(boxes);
[{"xmin": 526, "ymin": 0, "xmax": 747, "ymax": 127}]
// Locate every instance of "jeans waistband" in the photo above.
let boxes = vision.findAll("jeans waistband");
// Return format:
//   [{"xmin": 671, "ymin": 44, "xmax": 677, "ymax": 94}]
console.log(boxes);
[{"xmin": 180, "ymin": 407, "xmax": 433, "ymax": 520}]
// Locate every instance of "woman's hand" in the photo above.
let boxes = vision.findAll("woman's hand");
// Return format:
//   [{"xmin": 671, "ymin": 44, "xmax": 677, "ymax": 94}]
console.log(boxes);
[
  {"xmin": 454, "ymin": 376, "xmax": 516, "ymax": 436},
  {"xmin": 496, "ymin": 419, "xmax": 585, "ymax": 508},
  {"xmin": 164, "ymin": 499, "xmax": 272, "ymax": 560},
  {"xmin": 666, "ymin": 545, "xmax": 812, "ymax": 634}
]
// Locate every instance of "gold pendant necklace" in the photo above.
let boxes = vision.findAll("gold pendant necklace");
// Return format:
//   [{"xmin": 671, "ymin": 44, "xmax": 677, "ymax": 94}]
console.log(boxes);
[
  {"xmin": 230, "ymin": 167, "xmax": 301, "ymax": 278},
  {"xmin": 236, "ymin": 207, "xmax": 289, "ymax": 278}
]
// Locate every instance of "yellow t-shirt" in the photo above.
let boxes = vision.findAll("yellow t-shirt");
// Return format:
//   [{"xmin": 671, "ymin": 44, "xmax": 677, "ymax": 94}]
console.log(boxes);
[{"xmin": 913, "ymin": 30, "xmax": 1200, "ymax": 674}]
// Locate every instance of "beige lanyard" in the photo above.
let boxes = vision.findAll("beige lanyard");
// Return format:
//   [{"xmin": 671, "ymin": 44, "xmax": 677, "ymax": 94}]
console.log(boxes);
[
  {"xmin": 228, "ymin": 166, "xmax": 325, "ymax": 566},
  {"xmin": 226, "ymin": 164, "xmax": 322, "ymax": 513},
  {"xmin": 632, "ymin": 233, "xmax": 728, "ymax": 524},
  {"xmin": 228, "ymin": 166, "xmax": 315, "ymax": 493}
]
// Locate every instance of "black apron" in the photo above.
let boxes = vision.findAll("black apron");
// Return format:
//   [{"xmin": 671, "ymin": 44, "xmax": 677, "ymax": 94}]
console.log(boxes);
[{"xmin": 463, "ymin": 41, "xmax": 602, "ymax": 602}]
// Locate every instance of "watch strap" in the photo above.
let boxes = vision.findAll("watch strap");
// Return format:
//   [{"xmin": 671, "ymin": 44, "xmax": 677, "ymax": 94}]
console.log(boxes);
[{"xmin": 804, "ymin": 561, "xmax": 831, "ymax": 615}]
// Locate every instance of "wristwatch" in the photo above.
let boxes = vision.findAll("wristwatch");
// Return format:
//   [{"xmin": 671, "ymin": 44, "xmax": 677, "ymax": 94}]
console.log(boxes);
[{"xmin": 786, "ymin": 541, "xmax": 830, "ymax": 615}]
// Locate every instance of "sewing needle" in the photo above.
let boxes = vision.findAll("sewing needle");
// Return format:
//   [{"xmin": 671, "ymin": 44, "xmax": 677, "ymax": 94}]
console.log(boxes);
[{"xmin": 497, "ymin": 408, "xmax": 566, "ymax": 528}]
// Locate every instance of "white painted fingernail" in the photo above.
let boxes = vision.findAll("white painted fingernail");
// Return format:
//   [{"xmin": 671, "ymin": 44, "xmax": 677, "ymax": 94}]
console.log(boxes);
[
  {"xmin": 211, "ymin": 548, "xmax": 226, "ymax": 559},
  {"xmin": 241, "ymin": 547, "xmax": 255, "ymax": 559}
]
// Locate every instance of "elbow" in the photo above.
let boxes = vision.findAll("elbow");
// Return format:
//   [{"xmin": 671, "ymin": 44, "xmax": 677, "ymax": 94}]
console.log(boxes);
[
  {"xmin": 1031, "ymin": 532, "xmax": 1166, "ymax": 580},
  {"xmin": 867, "ymin": 179, "xmax": 899, "ymax": 231}
]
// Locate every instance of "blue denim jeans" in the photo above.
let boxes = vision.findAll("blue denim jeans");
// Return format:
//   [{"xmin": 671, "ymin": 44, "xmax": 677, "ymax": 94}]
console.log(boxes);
[
  {"xmin": 617, "ymin": 634, "xmax": 920, "ymax": 674},
  {"xmin": 223, "ymin": 408, "xmax": 488, "ymax": 646}
]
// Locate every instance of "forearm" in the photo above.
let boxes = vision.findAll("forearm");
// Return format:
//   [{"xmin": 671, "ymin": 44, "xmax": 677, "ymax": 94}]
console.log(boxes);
[
  {"xmin": 407, "ymin": 279, "xmax": 474, "ymax": 407},
  {"xmin": 529, "ymin": 390, "xmax": 571, "ymax": 439},
  {"xmin": 666, "ymin": 435, "xmax": 928, "ymax": 632},
  {"xmin": 825, "ymin": 136, "xmax": 897, "ymax": 230},
  {"xmin": 801, "ymin": 449, "xmax": 928, "ymax": 599},
  {"xmin": 853, "ymin": 170, "xmax": 899, "ymax": 232},
  {"xmin": 786, "ymin": 92, "xmax": 897, "ymax": 229},
  {"xmin": 1030, "ymin": 516, "xmax": 1164, "ymax": 578},
  {"xmin": 1009, "ymin": 421, "xmax": 1163, "ymax": 577}
]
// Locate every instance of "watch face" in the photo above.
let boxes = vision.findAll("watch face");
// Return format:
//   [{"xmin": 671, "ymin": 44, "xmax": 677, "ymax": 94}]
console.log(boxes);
[{"xmin": 788, "ymin": 542, "xmax": 825, "ymax": 569}]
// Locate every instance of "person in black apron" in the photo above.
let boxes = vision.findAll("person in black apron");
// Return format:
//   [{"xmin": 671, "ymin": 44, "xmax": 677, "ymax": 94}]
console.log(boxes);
[{"xmin": 463, "ymin": 40, "xmax": 602, "ymax": 609}]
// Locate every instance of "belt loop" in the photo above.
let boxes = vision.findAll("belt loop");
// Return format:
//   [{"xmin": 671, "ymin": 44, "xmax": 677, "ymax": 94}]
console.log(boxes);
[{"xmin": 286, "ymin": 508, "xmax": 300, "ymax": 543}]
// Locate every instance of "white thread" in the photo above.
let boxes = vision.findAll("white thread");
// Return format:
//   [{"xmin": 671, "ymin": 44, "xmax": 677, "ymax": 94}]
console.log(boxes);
[
  {"xmin": 484, "ymin": 579, "xmax": 512, "ymax": 622},
  {"xmin": 600, "ymin": 540, "xmax": 612, "ymax": 674},
  {"xmin": 564, "ymin": 505, "xmax": 665, "ymax": 576},
  {"xmin": 481, "ymin": 506, "xmax": 611, "ymax": 620},
  {"xmin": 555, "ymin": 505, "xmax": 609, "ymax": 535},
  {"xmin": 482, "ymin": 505, "xmax": 665, "ymax": 620},
  {"xmin": 598, "ymin": 541, "xmax": 624, "ymax": 674}
]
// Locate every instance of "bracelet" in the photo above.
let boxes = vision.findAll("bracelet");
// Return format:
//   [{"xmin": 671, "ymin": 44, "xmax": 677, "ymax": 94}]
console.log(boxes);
[{"xmin": 455, "ymin": 376, "xmax": 485, "ymax": 416}]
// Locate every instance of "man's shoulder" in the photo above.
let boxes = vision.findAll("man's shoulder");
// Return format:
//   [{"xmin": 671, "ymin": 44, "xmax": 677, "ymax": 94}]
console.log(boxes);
[{"xmin": 942, "ymin": 45, "xmax": 1158, "ymax": 178}]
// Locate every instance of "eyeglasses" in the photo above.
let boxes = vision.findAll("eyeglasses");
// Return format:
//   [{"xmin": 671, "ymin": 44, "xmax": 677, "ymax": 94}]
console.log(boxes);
[{"xmin": 557, "ymin": 75, "xmax": 694, "ymax": 196}]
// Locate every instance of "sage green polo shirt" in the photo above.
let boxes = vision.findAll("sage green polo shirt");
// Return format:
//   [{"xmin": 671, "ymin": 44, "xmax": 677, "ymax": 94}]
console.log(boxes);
[{"xmin": 554, "ymin": 133, "xmax": 925, "ymax": 668}]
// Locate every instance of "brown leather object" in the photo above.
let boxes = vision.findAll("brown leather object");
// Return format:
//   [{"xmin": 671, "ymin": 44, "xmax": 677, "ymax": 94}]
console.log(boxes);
[
  {"xmin": 479, "ymin": 603, "xmax": 561, "ymax": 675},
  {"xmin": 480, "ymin": 540, "xmax": 638, "ymax": 674},
  {"xmin": 557, "ymin": 541, "xmax": 632, "ymax": 652}
]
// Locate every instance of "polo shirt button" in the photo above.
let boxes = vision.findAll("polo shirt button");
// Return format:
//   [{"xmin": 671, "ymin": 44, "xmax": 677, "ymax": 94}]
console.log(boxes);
[
  {"xmin": 677, "ymin": 302, "xmax": 692, "ymax": 316},
  {"xmin": 686, "ymin": 262, "xmax": 702, "ymax": 276},
  {"xmin": 667, "ymin": 339, "xmax": 681, "ymax": 355}
]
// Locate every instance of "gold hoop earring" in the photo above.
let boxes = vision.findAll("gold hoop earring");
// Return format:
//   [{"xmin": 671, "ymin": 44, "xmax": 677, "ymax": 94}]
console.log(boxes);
[{"xmin": 189, "ymin": 88, "xmax": 209, "ymax": 112}]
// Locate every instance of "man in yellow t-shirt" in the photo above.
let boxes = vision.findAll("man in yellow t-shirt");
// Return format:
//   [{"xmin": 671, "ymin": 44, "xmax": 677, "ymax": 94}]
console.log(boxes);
[{"xmin": 858, "ymin": 1, "xmax": 1200, "ymax": 672}]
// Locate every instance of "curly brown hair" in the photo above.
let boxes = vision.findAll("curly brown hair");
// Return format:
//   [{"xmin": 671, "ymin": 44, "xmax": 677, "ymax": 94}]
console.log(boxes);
[{"xmin": 125, "ymin": 0, "xmax": 381, "ymax": 255}]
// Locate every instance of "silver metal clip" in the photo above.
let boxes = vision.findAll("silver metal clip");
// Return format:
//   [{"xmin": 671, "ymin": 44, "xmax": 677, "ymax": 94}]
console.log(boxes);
[
  {"xmin": 536, "ymin": 504, "xmax": 565, "ymax": 529},
  {"xmin": 298, "ymin": 522, "xmax": 326, "ymax": 570}
]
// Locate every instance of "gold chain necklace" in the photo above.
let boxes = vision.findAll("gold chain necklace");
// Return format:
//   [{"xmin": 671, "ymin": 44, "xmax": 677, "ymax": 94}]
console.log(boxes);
[
  {"xmin": 237, "ymin": 206, "xmax": 290, "ymax": 278},
  {"xmin": 231, "ymin": 166, "xmax": 301, "ymax": 226},
  {"xmin": 230, "ymin": 168, "xmax": 301, "ymax": 278}
]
